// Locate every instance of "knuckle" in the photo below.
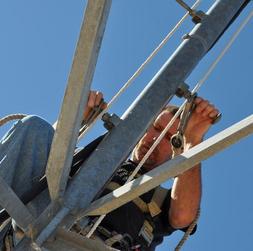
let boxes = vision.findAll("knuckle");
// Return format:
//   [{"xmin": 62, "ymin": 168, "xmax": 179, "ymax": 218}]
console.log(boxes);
[{"xmin": 96, "ymin": 91, "xmax": 102, "ymax": 97}]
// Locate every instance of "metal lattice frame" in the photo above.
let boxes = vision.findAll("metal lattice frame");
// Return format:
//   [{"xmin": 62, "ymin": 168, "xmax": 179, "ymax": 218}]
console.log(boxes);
[{"xmin": 0, "ymin": 0, "xmax": 249, "ymax": 250}]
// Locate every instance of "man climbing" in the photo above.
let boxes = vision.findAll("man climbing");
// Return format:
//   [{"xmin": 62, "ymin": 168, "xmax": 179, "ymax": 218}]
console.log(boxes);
[
  {"xmin": 0, "ymin": 90, "xmax": 219, "ymax": 250},
  {"xmin": 89, "ymin": 93, "xmax": 219, "ymax": 250}
]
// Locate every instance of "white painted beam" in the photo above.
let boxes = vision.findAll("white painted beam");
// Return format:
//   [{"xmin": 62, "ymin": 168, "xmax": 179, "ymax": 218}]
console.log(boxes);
[{"xmin": 84, "ymin": 114, "xmax": 253, "ymax": 216}]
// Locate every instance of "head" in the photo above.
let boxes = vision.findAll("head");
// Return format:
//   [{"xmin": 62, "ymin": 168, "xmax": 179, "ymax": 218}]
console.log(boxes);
[{"xmin": 132, "ymin": 105, "xmax": 179, "ymax": 171}]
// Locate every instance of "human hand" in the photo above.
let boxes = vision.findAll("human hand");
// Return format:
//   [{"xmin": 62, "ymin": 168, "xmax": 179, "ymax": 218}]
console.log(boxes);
[
  {"xmin": 83, "ymin": 90, "xmax": 107, "ymax": 123},
  {"xmin": 184, "ymin": 97, "xmax": 220, "ymax": 146}
]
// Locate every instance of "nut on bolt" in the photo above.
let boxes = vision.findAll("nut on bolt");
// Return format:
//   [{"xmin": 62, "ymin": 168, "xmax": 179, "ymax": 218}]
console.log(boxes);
[
  {"xmin": 102, "ymin": 113, "xmax": 121, "ymax": 130},
  {"xmin": 176, "ymin": 82, "xmax": 193, "ymax": 100}
]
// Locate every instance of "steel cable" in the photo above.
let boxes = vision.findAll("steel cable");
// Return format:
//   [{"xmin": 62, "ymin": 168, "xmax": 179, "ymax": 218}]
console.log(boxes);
[
  {"xmin": 85, "ymin": 7, "xmax": 253, "ymax": 243},
  {"xmin": 78, "ymin": 0, "xmax": 202, "ymax": 141}
]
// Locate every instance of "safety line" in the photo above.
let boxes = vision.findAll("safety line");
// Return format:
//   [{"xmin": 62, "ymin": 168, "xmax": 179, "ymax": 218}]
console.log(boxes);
[
  {"xmin": 84, "ymin": 1, "xmax": 202, "ymax": 238},
  {"xmin": 130, "ymin": 7, "xmax": 253, "ymax": 182},
  {"xmin": 0, "ymin": 114, "xmax": 27, "ymax": 127},
  {"xmin": 192, "ymin": 8, "xmax": 253, "ymax": 94},
  {"xmin": 86, "ymin": 7, "xmax": 253, "ymax": 240},
  {"xmin": 174, "ymin": 208, "xmax": 201, "ymax": 251},
  {"xmin": 174, "ymin": 8, "xmax": 253, "ymax": 251},
  {"xmin": 78, "ymin": 0, "xmax": 201, "ymax": 141}
]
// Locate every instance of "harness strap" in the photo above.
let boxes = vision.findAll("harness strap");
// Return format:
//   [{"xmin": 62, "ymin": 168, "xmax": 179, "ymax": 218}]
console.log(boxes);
[
  {"xmin": 4, "ymin": 235, "xmax": 13, "ymax": 251},
  {"xmin": 106, "ymin": 182, "xmax": 149, "ymax": 213},
  {"xmin": 148, "ymin": 186, "xmax": 168, "ymax": 217},
  {"xmin": 104, "ymin": 234, "xmax": 124, "ymax": 247},
  {"xmin": 95, "ymin": 226, "xmax": 134, "ymax": 250},
  {"xmin": 2, "ymin": 221, "xmax": 14, "ymax": 251},
  {"xmin": 106, "ymin": 182, "xmax": 168, "ymax": 218}
]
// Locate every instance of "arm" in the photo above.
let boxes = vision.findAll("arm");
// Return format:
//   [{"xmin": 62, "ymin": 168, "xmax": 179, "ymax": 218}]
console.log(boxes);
[{"xmin": 169, "ymin": 97, "xmax": 219, "ymax": 228}]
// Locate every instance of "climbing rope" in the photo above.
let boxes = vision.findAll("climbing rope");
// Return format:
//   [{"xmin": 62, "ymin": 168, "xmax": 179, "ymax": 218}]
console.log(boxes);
[
  {"xmin": 174, "ymin": 208, "xmax": 200, "ymax": 251},
  {"xmin": 139, "ymin": 4, "xmax": 253, "ymax": 175},
  {"xmin": 78, "ymin": 0, "xmax": 201, "ymax": 141},
  {"xmin": 84, "ymin": 1, "xmax": 202, "ymax": 238},
  {"xmin": 85, "ymin": 7, "xmax": 253, "ymax": 246},
  {"xmin": 172, "ymin": 9, "xmax": 253, "ymax": 250},
  {"xmin": 0, "ymin": 114, "xmax": 27, "ymax": 127},
  {"xmin": 1, "ymin": 3, "xmax": 251, "ymax": 250}
]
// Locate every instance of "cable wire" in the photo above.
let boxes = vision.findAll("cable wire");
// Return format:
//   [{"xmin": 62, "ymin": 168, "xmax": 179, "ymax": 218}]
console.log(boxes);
[
  {"xmin": 78, "ymin": 0, "xmax": 202, "ymax": 141},
  {"xmin": 173, "ymin": 7, "xmax": 253, "ymax": 251},
  {"xmin": 85, "ymin": 1, "xmax": 202, "ymax": 238},
  {"xmin": 86, "ymin": 7, "xmax": 253, "ymax": 241},
  {"xmin": 0, "ymin": 114, "xmax": 27, "ymax": 127}
]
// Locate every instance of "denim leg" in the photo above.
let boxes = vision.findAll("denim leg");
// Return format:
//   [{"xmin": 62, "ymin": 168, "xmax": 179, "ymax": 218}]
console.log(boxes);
[{"xmin": 0, "ymin": 115, "xmax": 54, "ymax": 200}]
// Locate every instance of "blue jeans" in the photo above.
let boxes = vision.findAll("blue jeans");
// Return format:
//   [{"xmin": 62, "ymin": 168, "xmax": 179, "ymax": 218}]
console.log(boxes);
[{"xmin": 0, "ymin": 115, "xmax": 54, "ymax": 216}]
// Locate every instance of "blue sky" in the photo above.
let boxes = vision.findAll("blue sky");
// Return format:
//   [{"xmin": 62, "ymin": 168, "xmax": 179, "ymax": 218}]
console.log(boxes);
[{"xmin": 0, "ymin": 1, "xmax": 253, "ymax": 250}]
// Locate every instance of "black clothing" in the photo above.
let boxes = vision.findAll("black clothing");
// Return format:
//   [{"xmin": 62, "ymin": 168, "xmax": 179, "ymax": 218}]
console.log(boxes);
[
  {"xmin": 98, "ymin": 160, "xmax": 196, "ymax": 251},
  {"xmin": 0, "ymin": 135, "xmax": 196, "ymax": 251}
]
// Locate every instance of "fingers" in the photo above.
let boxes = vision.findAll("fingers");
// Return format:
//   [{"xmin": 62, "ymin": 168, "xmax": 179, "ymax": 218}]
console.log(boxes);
[
  {"xmin": 83, "ymin": 90, "xmax": 107, "ymax": 123},
  {"xmin": 194, "ymin": 97, "xmax": 219, "ymax": 120},
  {"xmin": 87, "ymin": 91, "xmax": 104, "ymax": 108}
]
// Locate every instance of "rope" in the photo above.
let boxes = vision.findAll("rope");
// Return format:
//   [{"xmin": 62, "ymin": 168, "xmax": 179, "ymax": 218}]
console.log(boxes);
[
  {"xmin": 0, "ymin": 114, "xmax": 27, "ymax": 127},
  {"xmin": 78, "ymin": 0, "xmax": 202, "ymax": 141},
  {"xmin": 192, "ymin": 8, "xmax": 253, "ymax": 94},
  {"xmin": 173, "ymin": 9, "xmax": 253, "ymax": 251},
  {"xmin": 174, "ymin": 208, "xmax": 200, "ymax": 251},
  {"xmin": 86, "ymin": 6, "xmax": 253, "ymax": 241},
  {"xmin": 85, "ymin": 2, "xmax": 202, "ymax": 238}
]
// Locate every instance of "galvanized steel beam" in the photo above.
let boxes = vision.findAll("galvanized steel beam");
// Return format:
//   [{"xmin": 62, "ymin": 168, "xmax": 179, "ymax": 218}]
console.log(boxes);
[
  {"xmin": 15, "ymin": 228, "xmax": 115, "ymax": 251},
  {"xmin": 43, "ymin": 228, "xmax": 116, "ymax": 251},
  {"xmin": 46, "ymin": 0, "xmax": 112, "ymax": 201},
  {"xmin": 84, "ymin": 114, "xmax": 253, "ymax": 216},
  {"xmin": 0, "ymin": 176, "xmax": 34, "ymax": 231},
  {"xmin": 16, "ymin": 0, "xmax": 250, "ymax": 248},
  {"xmin": 63, "ymin": 0, "xmax": 248, "ymax": 217}
]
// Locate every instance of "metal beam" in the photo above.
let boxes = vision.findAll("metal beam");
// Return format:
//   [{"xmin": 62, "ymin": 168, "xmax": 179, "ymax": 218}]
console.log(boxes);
[
  {"xmin": 22, "ymin": 0, "xmax": 250, "ymax": 247},
  {"xmin": 0, "ymin": 176, "xmax": 34, "ymax": 231},
  {"xmin": 15, "ymin": 228, "xmax": 116, "ymax": 251},
  {"xmin": 43, "ymin": 228, "xmax": 116, "ymax": 251},
  {"xmin": 46, "ymin": 0, "xmax": 112, "ymax": 200},
  {"xmin": 14, "ymin": 238, "xmax": 34, "ymax": 251},
  {"xmin": 63, "ymin": 0, "xmax": 248, "ymax": 216},
  {"xmin": 83, "ymin": 114, "xmax": 253, "ymax": 216}
]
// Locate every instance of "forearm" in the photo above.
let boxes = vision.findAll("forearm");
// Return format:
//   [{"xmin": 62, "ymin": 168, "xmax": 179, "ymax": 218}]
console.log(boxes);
[
  {"xmin": 167, "ymin": 97, "xmax": 218, "ymax": 228},
  {"xmin": 169, "ymin": 163, "xmax": 202, "ymax": 228},
  {"xmin": 169, "ymin": 140, "xmax": 202, "ymax": 228}
]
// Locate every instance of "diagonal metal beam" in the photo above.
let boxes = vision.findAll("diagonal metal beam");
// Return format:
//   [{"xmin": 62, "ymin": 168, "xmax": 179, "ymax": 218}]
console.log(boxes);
[
  {"xmin": 0, "ymin": 176, "xmax": 34, "ymax": 231},
  {"xmin": 15, "ymin": 228, "xmax": 115, "ymax": 251},
  {"xmin": 83, "ymin": 114, "xmax": 253, "ymax": 216},
  {"xmin": 46, "ymin": 0, "xmax": 112, "ymax": 201},
  {"xmin": 25, "ymin": 0, "xmax": 250, "ymax": 247},
  {"xmin": 43, "ymin": 228, "xmax": 116, "ymax": 251},
  {"xmin": 63, "ymin": 0, "xmax": 249, "ymax": 215}
]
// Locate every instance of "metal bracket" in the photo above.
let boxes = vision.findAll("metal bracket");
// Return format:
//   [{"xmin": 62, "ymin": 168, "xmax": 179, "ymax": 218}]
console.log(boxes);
[
  {"xmin": 174, "ymin": 82, "xmax": 221, "ymax": 149},
  {"xmin": 176, "ymin": 0, "xmax": 206, "ymax": 23},
  {"xmin": 176, "ymin": 82, "xmax": 222, "ymax": 125},
  {"xmin": 171, "ymin": 132, "xmax": 184, "ymax": 149},
  {"xmin": 175, "ymin": 82, "xmax": 196, "ymax": 101},
  {"xmin": 102, "ymin": 113, "xmax": 122, "ymax": 130},
  {"xmin": 173, "ymin": 82, "xmax": 197, "ymax": 149}
]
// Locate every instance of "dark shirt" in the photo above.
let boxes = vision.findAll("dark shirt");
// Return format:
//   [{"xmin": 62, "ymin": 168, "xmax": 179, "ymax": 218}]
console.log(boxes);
[{"xmin": 99, "ymin": 160, "xmax": 196, "ymax": 251}]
